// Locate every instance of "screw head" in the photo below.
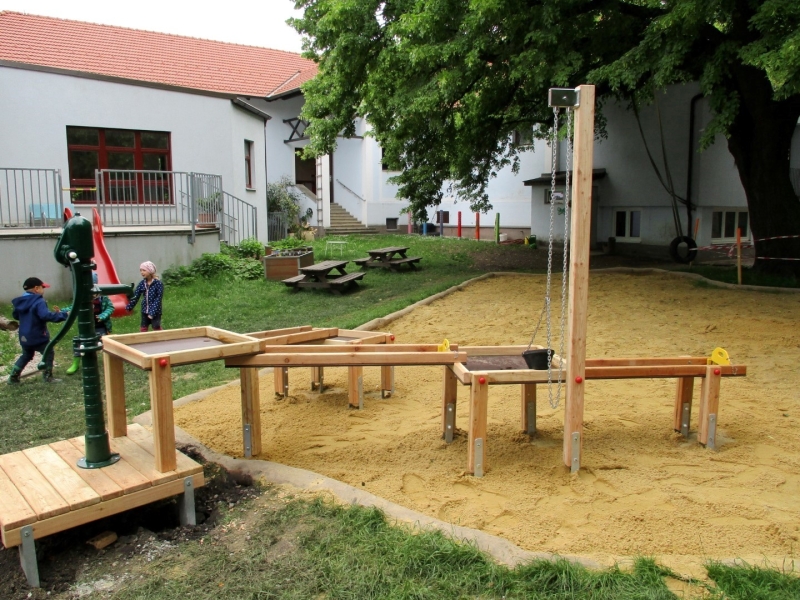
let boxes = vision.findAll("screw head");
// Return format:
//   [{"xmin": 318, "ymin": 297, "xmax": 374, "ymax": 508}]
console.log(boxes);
[
  {"xmin": 575, "ymin": 376, "xmax": 583, "ymax": 384},
  {"xmin": 390, "ymin": 335, "xmax": 395, "ymax": 341},
  {"xmin": 159, "ymin": 358, "xmax": 168, "ymax": 367},
  {"xmin": 714, "ymin": 368, "xmax": 721, "ymax": 375},
  {"xmin": 478, "ymin": 376, "xmax": 486, "ymax": 384}
]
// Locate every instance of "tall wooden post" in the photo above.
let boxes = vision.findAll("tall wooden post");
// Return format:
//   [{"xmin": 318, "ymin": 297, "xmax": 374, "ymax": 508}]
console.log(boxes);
[{"xmin": 562, "ymin": 85, "xmax": 595, "ymax": 472}]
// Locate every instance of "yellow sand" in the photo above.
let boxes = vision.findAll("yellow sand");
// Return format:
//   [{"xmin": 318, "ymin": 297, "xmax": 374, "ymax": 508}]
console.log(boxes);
[{"xmin": 175, "ymin": 272, "xmax": 800, "ymax": 575}]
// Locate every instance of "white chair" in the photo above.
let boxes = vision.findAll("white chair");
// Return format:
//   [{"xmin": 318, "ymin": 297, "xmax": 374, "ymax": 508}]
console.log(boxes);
[{"xmin": 325, "ymin": 238, "xmax": 348, "ymax": 258}]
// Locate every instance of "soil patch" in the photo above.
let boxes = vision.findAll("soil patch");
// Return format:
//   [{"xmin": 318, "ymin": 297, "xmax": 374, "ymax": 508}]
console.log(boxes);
[{"xmin": 174, "ymin": 271, "xmax": 800, "ymax": 577}]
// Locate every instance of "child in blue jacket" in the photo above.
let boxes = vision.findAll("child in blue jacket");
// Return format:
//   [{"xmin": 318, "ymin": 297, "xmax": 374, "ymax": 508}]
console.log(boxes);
[
  {"xmin": 7, "ymin": 277, "xmax": 68, "ymax": 384},
  {"xmin": 126, "ymin": 261, "xmax": 164, "ymax": 331}
]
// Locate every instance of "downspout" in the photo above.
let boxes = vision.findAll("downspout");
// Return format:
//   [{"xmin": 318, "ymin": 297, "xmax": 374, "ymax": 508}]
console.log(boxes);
[
  {"xmin": 686, "ymin": 94, "xmax": 703, "ymax": 238},
  {"xmin": 264, "ymin": 117, "xmax": 269, "ymax": 243}
]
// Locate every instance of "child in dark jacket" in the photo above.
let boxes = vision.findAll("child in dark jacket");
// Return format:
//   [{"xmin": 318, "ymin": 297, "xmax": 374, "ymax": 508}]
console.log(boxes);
[
  {"xmin": 63, "ymin": 273, "xmax": 114, "ymax": 375},
  {"xmin": 7, "ymin": 277, "xmax": 68, "ymax": 384},
  {"xmin": 126, "ymin": 261, "xmax": 164, "ymax": 331}
]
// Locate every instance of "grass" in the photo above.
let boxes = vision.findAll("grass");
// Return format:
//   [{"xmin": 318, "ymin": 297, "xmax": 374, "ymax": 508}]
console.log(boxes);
[
  {"xmin": 1, "ymin": 233, "xmax": 798, "ymax": 597},
  {"xmin": 84, "ymin": 489, "xmax": 799, "ymax": 599}
]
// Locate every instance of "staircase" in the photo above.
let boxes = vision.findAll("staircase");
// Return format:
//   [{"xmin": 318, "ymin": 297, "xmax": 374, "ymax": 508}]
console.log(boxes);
[{"xmin": 327, "ymin": 202, "xmax": 379, "ymax": 235}]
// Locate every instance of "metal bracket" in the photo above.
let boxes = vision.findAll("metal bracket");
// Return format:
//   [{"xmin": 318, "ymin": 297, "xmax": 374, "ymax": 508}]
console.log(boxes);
[
  {"xmin": 179, "ymin": 477, "xmax": 196, "ymax": 526},
  {"xmin": 474, "ymin": 438, "xmax": 484, "ymax": 477},
  {"xmin": 681, "ymin": 402, "xmax": 691, "ymax": 438},
  {"xmin": 549, "ymin": 88, "xmax": 580, "ymax": 108},
  {"xmin": 526, "ymin": 400, "xmax": 537, "ymax": 435},
  {"xmin": 570, "ymin": 432, "xmax": 581, "ymax": 473},
  {"xmin": 381, "ymin": 366, "xmax": 395, "ymax": 398},
  {"xmin": 19, "ymin": 525, "xmax": 39, "ymax": 587},
  {"xmin": 444, "ymin": 403, "xmax": 455, "ymax": 443},
  {"xmin": 707, "ymin": 414, "xmax": 717, "ymax": 450},
  {"xmin": 282, "ymin": 368, "xmax": 289, "ymax": 397},
  {"xmin": 243, "ymin": 424, "xmax": 252, "ymax": 458}
]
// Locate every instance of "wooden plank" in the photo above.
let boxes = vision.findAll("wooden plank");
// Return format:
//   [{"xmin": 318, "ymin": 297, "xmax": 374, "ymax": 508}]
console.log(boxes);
[
  {"xmin": 69, "ymin": 437, "xmax": 151, "ymax": 494},
  {"xmin": 0, "ymin": 465, "xmax": 37, "ymax": 532},
  {"xmin": 239, "ymin": 368, "xmax": 262, "ymax": 456},
  {"xmin": 49, "ymin": 440, "xmax": 124, "ymax": 502},
  {"xmin": 225, "ymin": 351, "xmax": 467, "ymax": 368},
  {"xmin": 585, "ymin": 364, "xmax": 745, "ymax": 379},
  {"xmin": 108, "ymin": 327, "xmax": 208, "ymax": 346},
  {"xmin": 104, "ymin": 352, "xmax": 128, "ymax": 438},
  {"xmin": 467, "ymin": 374, "xmax": 489, "ymax": 475},
  {"xmin": 699, "ymin": 365, "xmax": 722, "ymax": 446},
  {"xmin": 442, "ymin": 366, "xmax": 458, "ymax": 438},
  {"xmin": 521, "ymin": 383, "xmax": 536, "ymax": 435},
  {"xmin": 23, "ymin": 446, "xmax": 100, "ymax": 510},
  {"xmin": 451, "ymin": 362, "xmax": 471, "ymax": 384},
  {"xmin": 258, "ymin": 344, "xmax": 452, "ymax": 354},
  {"xmin": 125, "ymin": 424, "xmax": 203, "ymax": 477},
  {"xmin": 256, "ymin": 328, "xmax": 339, "ymax": 347},
  {"xmin": 158, "ymin": 339, "xmax": 262, "ymax": 368},
  {"xmin": 2, "ymin": 473, "xmax": 204, "ymax": 547},
  {"xmin": 334, "ymin": 329, "xmax": 390, "ymax": 341},
  {"xmin": 348, "ymin": 366, "xmax": 363, "ymax": 408},
  {"xmin": 563, "ymin": 84, "xmax": 595, "ymax": 470},
  {"xmin": 101, "ymin": 336, "xmax": 149, "ymax": 369},
  {"xmin": 461, "ymin": 345, "xmax": 532, "ymax": 355},
  {"xmin": 244, "ymin": 326, "xmax": 313, "ymax": 339},
  {"xmin": 204, "ymin": 327, "xmax": 260, "ymax": 344},
  {"xmin": 586, "ymin": 357, "xmax": 708, "ymax": 367},
  {"xmin": 674, "ymin": 377, "xmax": 694, "ymax": 432},
  {"xmin": 0, "ymin": 452, "xmax": 69, "ymax": 520},
  {"xmin": 109, "ymin": 436, "xmax": 177, "ymax": 485},
  {"xmin": 148, "ymin": 356, "xmax": 177, "ymax": 472}
]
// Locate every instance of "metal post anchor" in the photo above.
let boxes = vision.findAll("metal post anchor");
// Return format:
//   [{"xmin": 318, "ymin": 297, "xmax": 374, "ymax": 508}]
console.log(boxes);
[{"xmin": 179, "ymin": 477, "xmax": 196, "ymax": 526}]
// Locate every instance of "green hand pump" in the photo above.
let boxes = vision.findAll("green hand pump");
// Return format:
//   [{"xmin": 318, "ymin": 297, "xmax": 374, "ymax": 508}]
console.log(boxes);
[{"xmin": 41, "ymin": 212, "xmax": 133, "ymax": 468}]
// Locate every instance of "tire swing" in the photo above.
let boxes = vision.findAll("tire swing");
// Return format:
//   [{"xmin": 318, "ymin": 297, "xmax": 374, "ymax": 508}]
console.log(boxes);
[{"xmin": 669, "ymin": 235, "xmax": 698, "ymax": 264}]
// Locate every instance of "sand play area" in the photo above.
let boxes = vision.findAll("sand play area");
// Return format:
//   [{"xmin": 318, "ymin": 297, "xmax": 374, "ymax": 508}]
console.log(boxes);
[{"xmin": 174, "ymin": 271, "xmax": 800, "ymax": 574}]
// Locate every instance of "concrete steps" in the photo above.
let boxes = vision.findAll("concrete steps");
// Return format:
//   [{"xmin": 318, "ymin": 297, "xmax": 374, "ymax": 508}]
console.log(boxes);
[{"xmin": 327, "ymin": 202, "xmax": 379, "ymax": 235}]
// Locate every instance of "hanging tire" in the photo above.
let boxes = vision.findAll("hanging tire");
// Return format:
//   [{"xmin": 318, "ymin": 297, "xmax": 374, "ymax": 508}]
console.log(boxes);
[{"xmin": 669, "ymin": 236, "xmax": 698, "ymax": 264}]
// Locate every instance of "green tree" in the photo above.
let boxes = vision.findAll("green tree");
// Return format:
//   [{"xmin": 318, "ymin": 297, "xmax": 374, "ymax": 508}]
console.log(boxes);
[{"xmin": 292, "ymin": 0, "xmax": 800, "ymax": 273}]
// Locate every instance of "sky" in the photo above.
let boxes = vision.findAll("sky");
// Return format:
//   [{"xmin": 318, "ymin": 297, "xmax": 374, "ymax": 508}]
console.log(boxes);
[{"xmin": 0, "ymin": 0, "xmax": 305, "ymax": 53}]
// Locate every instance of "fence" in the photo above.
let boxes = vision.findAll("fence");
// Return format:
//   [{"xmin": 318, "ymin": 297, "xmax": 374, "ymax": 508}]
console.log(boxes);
[
  {"xmin": 268, "ymin": 212, "xmax": 289, "ymax": 242},
  {"xmin": 0, "ymin": 168, "xmax": 65, "ymax": 228}
]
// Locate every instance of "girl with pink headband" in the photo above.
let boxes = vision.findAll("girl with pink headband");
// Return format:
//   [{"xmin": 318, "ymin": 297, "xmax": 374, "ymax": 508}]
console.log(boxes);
[{"xmin": 126, "ymin": 261, "xmax": 164, "ymax": 331}]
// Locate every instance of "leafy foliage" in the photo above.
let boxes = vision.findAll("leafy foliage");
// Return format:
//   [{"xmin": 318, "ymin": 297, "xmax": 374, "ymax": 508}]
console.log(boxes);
[
  {"xmin": 267, "ymin": 175, "xmax": 303, "ymax": 229},
  {"xmin": 163, "ymin": 246, "xmax": 263, "ymax": 287}
]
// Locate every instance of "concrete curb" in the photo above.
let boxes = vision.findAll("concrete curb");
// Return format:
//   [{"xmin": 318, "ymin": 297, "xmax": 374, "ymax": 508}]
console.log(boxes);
[{"xmin": 592, "ymin": 267, "xmax": 800, "ymax": 293}]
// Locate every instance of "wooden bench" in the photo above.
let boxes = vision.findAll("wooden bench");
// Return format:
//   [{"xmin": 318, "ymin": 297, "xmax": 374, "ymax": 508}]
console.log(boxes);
[
  {"xmin": 352, "ymin": 257, "xmax": 371, "ymax": 267},
  {"xmin": 328, "ymin": 272, "xmax": 364, "ymax": 293},
  {"xmin": 282, "ymin": 275, "xmax": 306, "ymax": 288},
  {"xmin": 389, "ymin": 256, "xmax": 421, "ymax": 269}
]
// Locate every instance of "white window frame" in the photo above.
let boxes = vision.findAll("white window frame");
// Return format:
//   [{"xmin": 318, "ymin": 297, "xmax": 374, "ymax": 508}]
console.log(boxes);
[
  {"xmin": 613, "ymin": 209, "xmax": 641, "ymax": 242},
  {"xmin": 711, "ymin": 209, "xmax": 750, "ymax": 243}
]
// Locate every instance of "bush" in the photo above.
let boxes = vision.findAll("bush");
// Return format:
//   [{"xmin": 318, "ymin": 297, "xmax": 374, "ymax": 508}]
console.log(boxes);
[{"xmin": 162, "ymin": 250, "xmax": 263, "ymax": 286}]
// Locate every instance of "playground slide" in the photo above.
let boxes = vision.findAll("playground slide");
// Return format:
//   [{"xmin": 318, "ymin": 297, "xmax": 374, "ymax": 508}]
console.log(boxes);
[{"xmin": 91, "ymin": 208, "xmax": 129, "ymax": 317}]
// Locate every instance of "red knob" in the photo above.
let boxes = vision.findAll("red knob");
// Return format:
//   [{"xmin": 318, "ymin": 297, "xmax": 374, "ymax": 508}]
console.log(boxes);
[
  {"xmin": 478, "ymin": 376, "xmax": 486, "ymax": 384},
  {"xmin": 714, "ymin": 368, "xmax": 720, "ymax": 375},
  {"xmin": 159, "ymin": 358, "xmax": 168, "ymax": 367},
  {"xmin": 390, "ymin": 335, "xmax": 395, "ymax": 341},
  {"xmin": 575, "ymin": 376, "xmax": 583, "ymax": 384}
]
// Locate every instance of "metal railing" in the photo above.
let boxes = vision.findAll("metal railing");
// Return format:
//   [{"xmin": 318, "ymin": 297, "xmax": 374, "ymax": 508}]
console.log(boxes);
[
  {"xmin": 0, "ymin": 168, "xmax": 65, "ymax": 228},
  {"xmin": 220, "ymin": 191, "xmax": 257, "ymax": 246}
]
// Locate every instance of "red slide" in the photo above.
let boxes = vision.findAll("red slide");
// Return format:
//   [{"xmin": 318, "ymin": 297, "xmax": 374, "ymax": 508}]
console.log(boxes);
[{"xmin": 91, "ymin": 208, "xmax": 130, "ymax": 317}]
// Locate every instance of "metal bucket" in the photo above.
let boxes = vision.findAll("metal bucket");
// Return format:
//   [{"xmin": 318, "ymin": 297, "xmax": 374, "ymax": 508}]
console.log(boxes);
[{"xmin": 522, "ymin": 348, "xmax": 552, "ymax": 370}]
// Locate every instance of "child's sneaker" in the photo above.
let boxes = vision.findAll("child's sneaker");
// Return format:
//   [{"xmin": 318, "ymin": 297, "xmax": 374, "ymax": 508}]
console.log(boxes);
[
  {"xmin": 43, "ymin": 370, "xmax": 61, "ymax": 384},
  {"xmin": 7, "ymin": 366, "xmax": 21, "ymax": 384}
]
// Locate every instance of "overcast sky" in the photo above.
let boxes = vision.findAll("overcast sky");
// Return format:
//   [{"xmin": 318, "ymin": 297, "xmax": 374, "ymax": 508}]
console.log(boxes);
[{"xmin": 0, "ymin": 0, "xmax": 305, "ymax": 53}]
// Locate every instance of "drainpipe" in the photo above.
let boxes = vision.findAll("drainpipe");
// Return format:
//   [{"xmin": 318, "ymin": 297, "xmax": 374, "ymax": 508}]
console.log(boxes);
[
  {"xmin": 263, "ymin": 117, "xmax": 269, "ymax": 244},
  {"xmin": 685, "ymin": 94, "xmax": 702, "ymax": 238}
]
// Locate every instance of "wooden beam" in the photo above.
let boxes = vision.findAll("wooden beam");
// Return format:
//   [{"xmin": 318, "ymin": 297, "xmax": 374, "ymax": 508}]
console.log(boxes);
[
  {"xmin": 521, "ymin": 384, "xmax": 537, "ymax": 435},
  {"xmin": 244, "ymin": 325, "xmax": 313, "ymax": 339},
  {"xmin": 348, "ymin": 366, "xmax": 363, "ymax": 408},
  {"xmin": 101, "ymin": 336, "xmax": 149, "ymax": 369},
  {"xmin": 257, "ymin": 343, "xmax": 456, "ymax": 354},
  {"xmin": 240, "ymin": 368, "xmax": 262, "ymax": 457},
  {"xmin": 564, "ymin": 84, "xmax": 595, "ymax": 471},
  {"xmin": 442, "ymin": 366, "xmax": 458, "ymax": 442},
  {"xmin": 674, "ymin": 377, "xmax": 694, "ymax": 434},
  {"xmin": 584, "ymin": 364, "xmax": 746, "ymax": 379},
  {"xmin": 467, "ymin": 374, "xmax": 489, "ymax": 476},
  {"xmin": 103, "ymin": 352, "xmax": 127, "ymax": 438},
  {"xmin": 148, "ymin": 356, "xmax": 176, "ymax": 472},
  {"xmin": 225, "ymin": 351, "xmax": 467, "ymax": 368}
]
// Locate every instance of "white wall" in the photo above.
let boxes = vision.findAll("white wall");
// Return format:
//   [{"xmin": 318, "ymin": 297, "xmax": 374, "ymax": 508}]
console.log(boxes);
[{"xmin": 0, "ymin": 66, "xmax": 269, "ymax": 240}]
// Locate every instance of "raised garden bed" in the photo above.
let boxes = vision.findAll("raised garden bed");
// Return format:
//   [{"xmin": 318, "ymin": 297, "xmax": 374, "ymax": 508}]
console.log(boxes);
[{"xmin": 263, "ymin": 249, "xmax": 314, "ymax": 280}]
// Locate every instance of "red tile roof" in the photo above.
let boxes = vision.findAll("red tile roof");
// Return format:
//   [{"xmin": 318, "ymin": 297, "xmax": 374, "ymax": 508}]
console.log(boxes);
[{"xmin": 0, "ymin": 11, "xmax": 317, "ymax": 97}]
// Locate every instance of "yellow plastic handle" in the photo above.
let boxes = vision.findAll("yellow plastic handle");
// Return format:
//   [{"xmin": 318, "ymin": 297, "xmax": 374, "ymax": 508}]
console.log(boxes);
[
  {"xmin": 708, "ymin": 347, "xmax": 731, "ymax": 365},
  {"xmin": 438, "ymin": 338, "xmax": 450, "ymax": 352}
]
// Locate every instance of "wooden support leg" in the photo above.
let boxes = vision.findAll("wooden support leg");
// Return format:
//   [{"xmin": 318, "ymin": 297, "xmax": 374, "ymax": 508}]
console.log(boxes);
[
  {"xmin": 468, "ymin": 375, "xmax": 489, "ymax": 477},
  {"xmin": 674, "ymin": 377, "xmax": 694, "ymax": 438},
  {"xmin": 274, "ymin": 367, "xmax": 288, "ymax": 398},
  {"xmin": 240, "ymin": 367, "xmax": 262, "ymax": 458},
  {"xmin": 104, "ymin": 353, "xmax": 127, "ymax": 438},
  {"xmin": 381, "ymin": 366, "xmax": 394, "ymax": 398},
  {"xmin": 311, "ymin": 367, "xmax": 324, "ymax": 392},
  {"xmin": 442, "ymin": 366, "xmax": 458, "ymax": 443},
  {"xmin": 348, "ymin": 366, "xmax": 363, "ymax": 409},
  {"xmin": 149, "ymin": 356, "xmax": 176, "ymax": 473},
  {"xmin": 699, "ymin": 365, "xmax": 721, "ymax": 449},
  {"xmin": 521, "ymin": 383, "xmax": 536, "ymax": 436}
]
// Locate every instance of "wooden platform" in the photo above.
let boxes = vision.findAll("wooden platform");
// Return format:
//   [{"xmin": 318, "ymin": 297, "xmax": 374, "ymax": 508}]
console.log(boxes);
[{"xmin": 0, "ymin": 423, "xmax": 204, "ymax": 549}]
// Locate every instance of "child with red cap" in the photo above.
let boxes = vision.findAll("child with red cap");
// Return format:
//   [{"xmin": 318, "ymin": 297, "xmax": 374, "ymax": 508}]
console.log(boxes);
[
  {"xmin": 7, "ymin": 277, "xmax": 68, "ymax": 384},
  {"xmin": 126, "ymin": 261, "xmax": 164, "ymax": 332}
]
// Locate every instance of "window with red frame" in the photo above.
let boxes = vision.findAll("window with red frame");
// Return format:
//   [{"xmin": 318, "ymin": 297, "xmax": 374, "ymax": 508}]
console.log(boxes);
[
  {"xmin": 66, "ymin": 127, "xmax": 171, "ymax": 203},
  {"xmin": 244, "ymin": 140, "xmax": 255, "ymax": 189}
]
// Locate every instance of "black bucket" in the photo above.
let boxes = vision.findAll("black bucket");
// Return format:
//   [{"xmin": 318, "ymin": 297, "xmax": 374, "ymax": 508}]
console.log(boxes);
[{"xmin": 522, "ymin": 348, "xmax": 553, "ymax": 370}]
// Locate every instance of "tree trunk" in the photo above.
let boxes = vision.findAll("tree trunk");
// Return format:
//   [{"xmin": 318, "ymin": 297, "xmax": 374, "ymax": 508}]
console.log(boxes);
[{"xmin": 725, "ymin": 65, "xmax": 800, "ymax": 277}]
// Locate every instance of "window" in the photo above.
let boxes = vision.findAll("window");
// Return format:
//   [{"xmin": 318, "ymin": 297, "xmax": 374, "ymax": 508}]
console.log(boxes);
[
  {"xmin": 614, "ymin": 210, "xmax": 641, "ymax": 240},
  {"xmin": 66, "ymin": 127, "xmax": 171, "ymax": 203},
  {"xmin": 512, "ymin": 128, "xmax": 533, "ymax": 148},
  {"xmin": 711, "ymin": 210, "xmax": 749, "ymax": 241},
  {"xmin": 244, "ymin": 140, "xmax": 255, "ymax": 189}
]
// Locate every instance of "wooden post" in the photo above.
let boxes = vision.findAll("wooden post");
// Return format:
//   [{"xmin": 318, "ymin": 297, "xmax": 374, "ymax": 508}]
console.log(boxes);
[
  {"xmin": 381, "ymin": 333, "xmax": 394, "ymax": 397},
  {"xmin": 674, "ymin": 377, "xmax": 694, "ymax": 437},
  {"xmin": 521, "ymin": 383, "xmax": 536, "ymax": 435},
  {"xmin": 348, "ymin": 366, "xmax": 363, "ymax": 409},
  {"xmin": 103, "ymin": 353, "xmax": 127, "ymax": 438},
  {"xmin": 240, "ymin": 368, "xmax": 262, "ymax": 457},
  {"xmin": 698, "ymin": 365, "xmax": 721, "ymax": 448},
  {"xmin": 467, "ymin": 374, "xmax": 489, "ymax": 476},
  {"xmin": 736, "ymin": 227, "xmax": 742, "ymax": 285},
  {"xmin": 311, "ymin": 366, "xmax": 323, "ymax": 391},
  {"xmin": 442, "ymin": 366, "xmax": 458, "ymax": 442},
  {"xmin": 475, "ymin": 213, "xmax": 480, "ymax": 240},
  {"xmin": 563, "ymin": 84, "xmax": 595, "ymax": 471},
  {"xmin": 274, "ymin": 367, "xmax": 288, "ymax": 397},
  {"xmin": 148, "ymin": 356, "xmax": 176, "ymax": 472}
]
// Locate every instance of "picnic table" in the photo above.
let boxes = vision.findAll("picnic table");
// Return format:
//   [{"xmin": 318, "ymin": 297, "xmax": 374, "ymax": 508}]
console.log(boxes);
[
  {"xmin": 282, "ymin": 259, "xmax": 364, "ymax": 294},
  {"xmin": 353, "ymin": 246, "xmax": 422, "ymax": 270}
]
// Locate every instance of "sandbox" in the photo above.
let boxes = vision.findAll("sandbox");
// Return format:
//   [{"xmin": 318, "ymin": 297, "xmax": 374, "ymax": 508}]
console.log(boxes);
[{"xmin": 174, "ymin": 272, "xmax": 800, "ymax": 575}]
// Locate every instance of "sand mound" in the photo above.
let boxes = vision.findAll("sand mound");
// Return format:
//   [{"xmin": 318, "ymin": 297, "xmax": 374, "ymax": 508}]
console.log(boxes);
[{"xmin": 175, "ymin": 272, "xmax": 800, "ymax": 575}]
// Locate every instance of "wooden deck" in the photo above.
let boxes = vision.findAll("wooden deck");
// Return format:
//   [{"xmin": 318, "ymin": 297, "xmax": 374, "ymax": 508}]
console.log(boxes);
[{"xmin": 0, "ymin": 423, "xmax": 204, "ymax": 549}]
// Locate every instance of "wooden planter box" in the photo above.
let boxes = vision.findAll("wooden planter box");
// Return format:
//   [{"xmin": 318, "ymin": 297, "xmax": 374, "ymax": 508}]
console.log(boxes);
[{"xmin": 263, "ymin": 250, "xmax": 314, "ymax": 280}]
